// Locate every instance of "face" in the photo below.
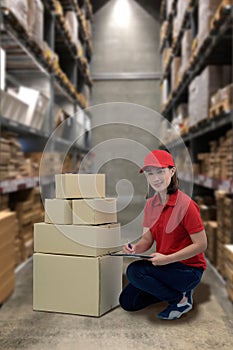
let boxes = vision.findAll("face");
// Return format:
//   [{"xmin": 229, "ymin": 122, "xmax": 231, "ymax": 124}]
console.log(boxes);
[{"xmin": 145, "ymin": 166, "xmax": 175, "ymax": 192}]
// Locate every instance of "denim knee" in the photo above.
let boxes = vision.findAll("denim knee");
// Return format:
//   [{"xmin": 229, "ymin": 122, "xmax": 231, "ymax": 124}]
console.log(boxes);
[{"xmin": 126, "ymin": 260, "xmax": 148, "ymax": 282}]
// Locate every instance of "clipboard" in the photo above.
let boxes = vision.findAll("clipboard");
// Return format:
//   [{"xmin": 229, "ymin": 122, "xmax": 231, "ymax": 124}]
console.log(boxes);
[{"xmin": 109, "ymin": 253, "xmax": 152, "ymax": 259}]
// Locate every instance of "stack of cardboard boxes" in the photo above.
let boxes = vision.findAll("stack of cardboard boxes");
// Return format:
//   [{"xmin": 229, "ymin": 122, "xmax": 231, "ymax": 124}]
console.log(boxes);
[
  {"xmin": 33, "ymin": 174, "xmax": 123, "ymax": 317},
  {"xmin": 0, "ymin": 211, "xmax": 17, "ymax": 304},
  {"xmin": 215, "ymin": 191, "xmax": 233, "ymax": 277},
  {"xmin": 224, "ymin": 245, "xmax": 233, "ymax": 303},
  {"xmin": 10, "ymin": 188, "xmax": 44, "ymax": 266}
]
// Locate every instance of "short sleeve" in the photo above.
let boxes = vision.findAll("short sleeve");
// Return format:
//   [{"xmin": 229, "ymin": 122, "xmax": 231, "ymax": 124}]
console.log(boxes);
[
  {"xmin": 142, "ymin": 200, "xmax": 151, "ymax": 227},
  {"xmin": 181, "ymin": 200, "xmax": 204, "ymax": 234}
]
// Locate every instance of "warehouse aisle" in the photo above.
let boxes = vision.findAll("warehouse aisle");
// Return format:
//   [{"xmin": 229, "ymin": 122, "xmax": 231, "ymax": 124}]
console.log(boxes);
[{"xmin": 0, "ymin": 258, "xmax": 232, "ymax": 350}]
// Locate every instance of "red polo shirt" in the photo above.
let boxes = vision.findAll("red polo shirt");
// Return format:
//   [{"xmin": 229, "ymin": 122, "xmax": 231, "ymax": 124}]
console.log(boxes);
[{"xmin": 142, "ymin": 190, "xmax": 206, "ymax": 270}]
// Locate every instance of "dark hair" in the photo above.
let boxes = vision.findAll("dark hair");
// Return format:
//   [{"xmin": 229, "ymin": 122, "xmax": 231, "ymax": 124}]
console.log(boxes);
[
  {"xmin": 167, "ymin": 166, "xmax": 179, "ymax": 194},
  {"xmin": 146, "ymin": 166, "xmax": 179, "ymax": 198}
]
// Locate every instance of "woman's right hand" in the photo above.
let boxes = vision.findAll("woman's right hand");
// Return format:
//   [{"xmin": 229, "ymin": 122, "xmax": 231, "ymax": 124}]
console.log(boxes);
[{"xmin": 123, "ymin": 243, "xmax": 136, "ymax": 254}]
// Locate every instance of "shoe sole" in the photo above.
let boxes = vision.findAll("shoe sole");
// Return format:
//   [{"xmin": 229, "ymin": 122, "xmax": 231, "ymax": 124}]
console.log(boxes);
[{"xmin": 157, "ymin": 305, "xmax": 192, "ymax": 320}]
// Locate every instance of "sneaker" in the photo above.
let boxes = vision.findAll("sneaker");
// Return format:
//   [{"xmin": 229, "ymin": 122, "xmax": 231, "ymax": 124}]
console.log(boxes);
[
  {"xmin": 157, "ymin": 300, "xmax": 192, "ymax": 320},
  {"xmin": 185, "ymin": 289, "xmax": 194, "ymax": 305}
]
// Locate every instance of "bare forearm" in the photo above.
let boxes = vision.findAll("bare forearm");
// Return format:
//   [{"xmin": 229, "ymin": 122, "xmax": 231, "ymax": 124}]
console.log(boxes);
[
  {"xmin": 166, "ymin": 242, "xmax": 206, "ymax": 264},
  {"xmin": 134, "ymin": 232, "xmax": 153, "ymax": 253}
]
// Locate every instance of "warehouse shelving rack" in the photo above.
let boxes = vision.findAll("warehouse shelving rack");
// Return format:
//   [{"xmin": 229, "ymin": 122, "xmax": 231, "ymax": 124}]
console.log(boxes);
[
  {"xmin": 159, "ymin": 0, "xmax": 233, "ymax": 193},
  {"xmin": 0, "ymin": 0, "xmax": 93, "ymax": 195}
]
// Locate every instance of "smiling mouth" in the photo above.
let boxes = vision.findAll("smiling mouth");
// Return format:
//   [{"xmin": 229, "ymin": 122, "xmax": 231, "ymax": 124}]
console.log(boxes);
[{"xmin": 153, "ymin": 182, "xmax": 163, "ymax": 186}]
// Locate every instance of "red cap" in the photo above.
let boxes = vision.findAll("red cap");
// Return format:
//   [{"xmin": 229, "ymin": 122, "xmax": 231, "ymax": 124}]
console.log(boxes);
[{"xmin": 139, "ymin": 150, "xmax": 175, "ymax": 173}]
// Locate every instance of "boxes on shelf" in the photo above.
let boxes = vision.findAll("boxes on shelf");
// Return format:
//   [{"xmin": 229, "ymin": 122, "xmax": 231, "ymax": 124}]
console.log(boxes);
[
  {"xmin": 224, "ymin": 245, "xmax": 233, "ymax": 302},
  {"xmin": 10, "ymin": 188, "xmax": 44, "ymax": 265},
  {"xmin": 0, "ymin": 48, "xmax": 6, "ymax": 90},
  {"xmin": 188, "ymin": 66, "xmax": 232, "ymax": 127},
  {"xmin": 196, "ymin": 129, "xmax": 232, "ymax": 180},
  {"xmin": 1, "ymin": 132, "xmax": 27, "ymax": 180},
  {"xmin": 166, "ymin": 0, "xmax": 173, "ymax": 17},
  {"xmin": 210, "ymin": 83, "xmax": 233, "ymax": 118},
  {"xmin": 0, "ymin": 194, "xmax": 9, "ymax": 211},
  {"xmin": 27, "ymin": 0, "xmax": 44, "ymax": 49},
  {"xmin": 204, "ymin": 221, "xmax": 217, "ymax": 265},
  {"xmin": 72, "ymin": 198, "xmax": 117, "ymax": 225},
  {"xmin": 45, "ymin": 199, "xmax": 72, "ymax": 225},
  {"xmin": 17, "ymin": 86, "xmax": 49, "ymax": 130},
  {"xmin": 1, "ymin": 0, "xmax": 28, "ymax": 32},
  {"xmin": 171, "ymin": 57, "xmax": 181, "ymax": 90},
  {"xmin": 65, "ymin": 11, "xmax": 79, "ymax": 47},
  {"xmin": 198, "ymin": 0, "xmax": 221, "ymax": 50},
  {"xmin": 180, "ymin": 29, "xmax": 192, "ymax": 77},
  {"xmin": 173, "ymin": 103, "xmax": 188, "ymax": 134},
  {"xmin": 33, "ymin": 253, "xmax": 123, "ymax": 316},
  {"xmin": 0, "ymin": 90, "xmax": 29, "ymax": 124},
  {"xmin": 55, "ymin": 174, "xmax": 106, "ymax": 199},
  {"xmin": 160, "ymin": 20, "xmax": 168, "ymax": 48},
  {"xmin": 0, "ymin": 211, "xmax": 17, "ymax": 303},
  {"xmin": 199, "ymin": 204, "xmax": 216, "ymax": 222},
  {"xmin": 160, "ymin": 79, "xmax": 169, "ymax": 110},
  {"xmin": 162, "ymin": 48, "xmax": 172, "ymax": 71},
  {"xmin": 215, "ymin": 191, "xmax": 233, "ymax": 277}
]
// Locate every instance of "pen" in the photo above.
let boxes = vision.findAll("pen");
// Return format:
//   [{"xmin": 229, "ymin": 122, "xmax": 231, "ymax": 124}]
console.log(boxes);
[{"xmin": 127, "ymin": 240, "xmax": 133, "ymax": 250}]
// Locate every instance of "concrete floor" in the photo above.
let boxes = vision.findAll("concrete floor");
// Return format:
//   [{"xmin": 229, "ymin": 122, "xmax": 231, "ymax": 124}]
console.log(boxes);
[{"xmin": 0, "ymin": 257, "xmax": 232, "ymax": 350}]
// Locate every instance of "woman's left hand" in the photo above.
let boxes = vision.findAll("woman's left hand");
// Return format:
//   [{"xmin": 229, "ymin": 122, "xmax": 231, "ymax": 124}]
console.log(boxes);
[{"xmin": 149, "ymin": 253, "xmax": 170, "ymax": 266}]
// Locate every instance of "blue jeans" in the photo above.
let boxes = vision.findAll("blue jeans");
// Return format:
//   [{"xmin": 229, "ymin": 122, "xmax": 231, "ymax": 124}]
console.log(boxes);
[{"xmin": 119, "ymin": 260, "xmax": 204, "ymax": 311}]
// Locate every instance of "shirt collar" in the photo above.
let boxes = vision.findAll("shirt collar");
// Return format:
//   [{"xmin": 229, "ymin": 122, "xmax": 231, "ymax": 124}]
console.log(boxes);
[{"xmin": 152, "ymin": 190, "xmax": 178, "ymax": 207}]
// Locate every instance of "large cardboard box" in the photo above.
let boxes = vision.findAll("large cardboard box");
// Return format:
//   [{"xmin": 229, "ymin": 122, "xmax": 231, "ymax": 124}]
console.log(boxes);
[
  {"xmin": 33, "ymin": 253, "xmax": 123, "ymax": 316},
  {"xmin": 188, "ymin": 66, "xmax": 232, "ymax": 126},
  {"xmin": 55, "ymin": 174, "xmax": 105, "ymax": 199},
  {"xmin": 72, "ymin": 198, "xmax": 117, "ymax": 225},
  {"xmin": 198, "ymin": 0, "xmax": 221, "ymax": 49},
  {"xmin": 180, "ymin": 29, "xmax": 192, "ymax": 77},
  {"xmin": 45, "ymin": 199, "xmax": 72, "ymax": 224},
  {"xmin": 34, "ymin": 222, "xmax": 121, "ymax": 256},
  {"xmin": 1, "ymin": 0, "xmax": 28, "ymax": 31},
  {"xmin": 17, "ymin": 86, "xmax": 49, "ymax": 129},
  {"xmin": 28, "ymin": 0, "xmax": 44, "ymax": 49}
]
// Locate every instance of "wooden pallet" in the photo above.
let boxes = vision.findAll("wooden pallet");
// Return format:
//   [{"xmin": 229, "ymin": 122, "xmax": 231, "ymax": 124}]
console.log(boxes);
[
  {"xmin": 210, "ymin": 0, "xmax": 232, "ymax": 30},
  {"xmin": 209, "ymin": 100, "xmax": 233, "ymax": 119}
]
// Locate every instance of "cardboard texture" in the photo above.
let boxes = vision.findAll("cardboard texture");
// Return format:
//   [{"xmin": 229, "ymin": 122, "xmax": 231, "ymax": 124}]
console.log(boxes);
[
  {"xmin": 45, "ymin": 199, "xmax": 72, "ymax": 224},
  {"xmin": 0, "ymin": 274, "xmax": 15, "ymax": 304},
  {"xmin": 55, "ymin": 174, "xmax": 105, "ymax": 199},
  {"xmin": 0, "ymin": 211, "xmax": 16, "ymax": 303},
  {"xmin": 34, "ymin": 223, "xmax": 122, "ymax": 256},
  {"xmin": 33, "ymin": 253, "xmax": 123, "ymax": 316},
  {"xmin": 1, "ymin": 0, "xmax": 28, "ymax": 31},
  {"xmin": 171, "ymin": 57, "xmax": 181, "ymax": 90},
  {"xmin": 188, "ymin": 66, "xmax": 232, "ymax": 127},
  {"xmin": 65, "ymin": 11, "xmax": 79, "ymax": 46},
  {"xmin": 180, "ymin": 29, "xmax": 192, "ymax": 76},
  {"xmin": 28, "ymin": 0, "xmax": 44, "ymax": 49},
  {"xmin": 198, "ymin": 0, "xmax": 221, "ymax": 49},
  {"xmin": 72, "ymin": 198, "xmax": 117, "ymax": 225}
]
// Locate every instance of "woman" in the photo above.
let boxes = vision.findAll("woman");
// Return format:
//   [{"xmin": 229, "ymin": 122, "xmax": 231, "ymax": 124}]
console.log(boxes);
[{"xmin": 119, "ymin": 150, "xmax": 207, "ymax": 320}]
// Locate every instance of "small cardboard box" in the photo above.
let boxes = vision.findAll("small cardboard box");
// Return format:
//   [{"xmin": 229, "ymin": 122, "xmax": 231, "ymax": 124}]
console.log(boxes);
[
  {"xmin": 45, "ymin": 199, "xmax": 72, "ymax": 225},
  {"xmin": 55, "ymin": 174, "xmax": 105, "ymax": 199},
  {"xmin": 34, "ymin": 223, "xmax": 122, "ymax": 256},
  {"xmin": 72, "ymin": 198, "xmax": 117, "ymax": 225},
  {"xmin": 33, "ymin": 253, "xmax": 123, "ymax": 316}
]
